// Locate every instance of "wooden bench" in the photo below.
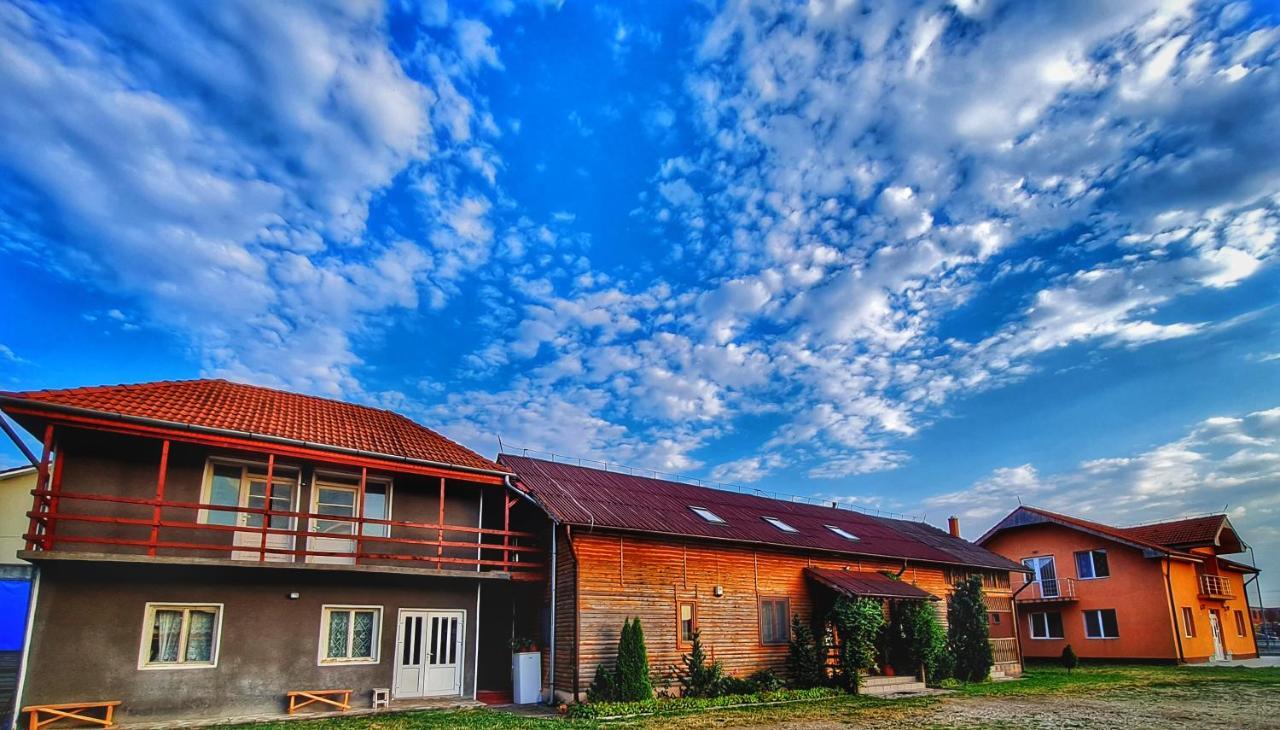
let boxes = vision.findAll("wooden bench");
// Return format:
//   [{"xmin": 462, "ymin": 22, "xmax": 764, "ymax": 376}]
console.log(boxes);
[
  {"xmin": 22, "ymin": 701, "xmax": 121, "ymax": 730},
  {"xmin": 286, "ymin": 689, "xmax": 353, "ymax": 714}
]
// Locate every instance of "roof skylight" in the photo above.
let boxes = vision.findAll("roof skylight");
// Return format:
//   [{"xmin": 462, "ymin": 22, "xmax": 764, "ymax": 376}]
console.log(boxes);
[
  {"xmin": 763, "ymin": 516, "xmax": 798, "ymax": 533},
  {"xmin": 825, "ymin": 524, "xmax": 859, "ymax": 541},
  {"xmin": 689, "ymin": 506, "xmax": 726, "ymax": 524}
]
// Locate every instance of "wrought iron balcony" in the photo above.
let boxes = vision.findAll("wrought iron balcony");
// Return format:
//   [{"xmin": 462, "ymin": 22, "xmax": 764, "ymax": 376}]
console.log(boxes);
[{"xmin": 1016, "ymin": 577, "xmax": 1078, "ymax": 602}]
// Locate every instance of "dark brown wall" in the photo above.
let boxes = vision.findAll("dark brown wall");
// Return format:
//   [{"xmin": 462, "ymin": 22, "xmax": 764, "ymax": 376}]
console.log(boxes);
[{"xmin": 22, "ymin": 561, "xmax": 497, "ymax": 722}]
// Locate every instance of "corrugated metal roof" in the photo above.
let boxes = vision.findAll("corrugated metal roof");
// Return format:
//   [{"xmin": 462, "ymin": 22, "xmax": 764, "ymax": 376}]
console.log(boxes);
[
  {"xmin": 1, "ymin": 379, "xmax": 508, "ymax": 474},
  {"xmin": 499, "ymin": 454, "xmax": 1022, "ymax": 572},
  {"xmin": 806, "ymin": 568, "xmax": 939, "ymax": 601}
]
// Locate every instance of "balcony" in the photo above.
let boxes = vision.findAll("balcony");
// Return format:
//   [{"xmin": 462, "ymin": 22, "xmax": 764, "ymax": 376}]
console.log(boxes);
[
  {"xmin": 1198, "ymin": 574, "xmax": 1234, "ymax": 599},
  {"xmin": 23, "ymin": 487, "xmax": 543, "ymax": 579},
  {"xmin": 1016, "ymin": 578, "xmax": 1078, "ymax": 602}
]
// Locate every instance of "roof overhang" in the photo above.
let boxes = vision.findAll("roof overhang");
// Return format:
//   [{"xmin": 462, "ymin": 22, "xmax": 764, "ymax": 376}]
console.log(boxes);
[
  {"xmin": 0, "ymin": 398, "xmax": 512, "ymax": 485},
  {"xmin": 806, "ymin": 567, "xmax": 939, "ymax": 601},
  {"xmin": 978, "ymin": 507, "xmax": 1202, "ymax": 563}
]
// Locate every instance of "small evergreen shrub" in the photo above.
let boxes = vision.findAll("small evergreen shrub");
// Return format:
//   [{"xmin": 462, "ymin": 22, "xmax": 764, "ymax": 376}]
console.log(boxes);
[
  {"xmin": 615, "ymin": 617, "xmax": 654, "ymax": 701},
  {"xmin": 787, "ymin": 615, "xmax": 827, "ymax": 689},
  {"xmin": 947, "ymin": 575, "xmax": 994, "ymax": 682},
  {"xmin": 747, "ymin": 669, "xmax": 784, "ymax": 692},
  {"xmin": 1061, "ymin": 644, "xmax": 1078, "ymax": 673},
  {"xmin": 717, "ymin": 675, "xmax": 755, "ymax": 696},
  {"xmin": 587, "ymin": 663, "xmax": 617, "ymax": 702},
  {"xmin": 675, "ymin": 629, "xmax": 725, "ymax": 698}
]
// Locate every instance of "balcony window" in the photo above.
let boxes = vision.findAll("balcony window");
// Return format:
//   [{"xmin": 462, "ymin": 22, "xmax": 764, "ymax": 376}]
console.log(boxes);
[
  {"xmin": 1028, "ymin": 611, "xmax": 1063, "ymax": 639},
  {"xmin": 1074, "ymin": 549, "xmax": 1110, "ymax": 579},
  {"xmin": 1083, "ymin": 608, "xmax": 1120, "ymax": 639},
  {"xmin": 140, "ymin": 603, "xmax": 222, "ymax": 669}
]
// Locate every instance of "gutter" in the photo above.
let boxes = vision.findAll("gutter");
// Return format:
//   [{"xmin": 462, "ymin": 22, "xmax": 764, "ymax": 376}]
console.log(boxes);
[
  {"xmin": 0, "ymin": 398, "xmax": 513, "ymax": 480},
  {"xmin": 548, "ymin": 519, "xmax": 558, "ymax": 705}
]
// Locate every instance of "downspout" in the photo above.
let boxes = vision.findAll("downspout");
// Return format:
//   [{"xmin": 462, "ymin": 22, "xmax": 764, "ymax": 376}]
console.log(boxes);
[
  {"xmin": 548, "ymin": 520, "xmax": 558, "ymax": 704},
  {"xmin": 1246, "ymin": 545, "xmax": 1262, "ymax": 658},
  {"xmin": 472, "ymin": 488, "xmax": 484, "ymax": 699},
  {"xmin": 1164, "ymin": 558, "xmax": 1185, "ymax": 663},
  {"xmin": 9, "ymin": 566, "xmax": 40, "ymax": 730},
  {"xmin": 565, "ymin": 525, "xmax": 580, "ymax": 701}
]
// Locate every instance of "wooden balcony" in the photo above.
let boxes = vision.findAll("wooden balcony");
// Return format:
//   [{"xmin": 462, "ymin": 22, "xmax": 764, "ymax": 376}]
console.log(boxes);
[
  {"xmin": 1016, "ymin": 578, "xmax": 1078, "ymax": 603},
  {"xmin": 990, "ymin": 637, "xmax": 1020, "ymax": 665},
  {"xmin": 23, "ymin": 488, "xmax": 543, "ymax": 579},
  {"xmin": 1198, "ymin": 574, "xmax": 1234, "ymax": 599}
]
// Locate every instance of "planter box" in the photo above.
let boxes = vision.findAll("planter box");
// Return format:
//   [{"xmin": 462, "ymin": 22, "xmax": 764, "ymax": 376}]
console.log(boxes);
[{"xmin": 512, "ymin": 651, "xmax": 542, "ymax": 705}]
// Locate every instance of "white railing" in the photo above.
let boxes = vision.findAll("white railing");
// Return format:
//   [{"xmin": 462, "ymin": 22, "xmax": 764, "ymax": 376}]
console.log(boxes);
[
  {"xmin": 1199, "ymin": 574, "xmax": 1233, "ymax": 597},
  {"xmin": 1017, "ymin": 577, "xmax": 1077, "ymax": 601}
]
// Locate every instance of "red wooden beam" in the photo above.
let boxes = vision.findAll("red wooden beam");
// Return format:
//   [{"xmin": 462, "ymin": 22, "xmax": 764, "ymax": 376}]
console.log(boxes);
[
  {"xmin": 5, "ymin": 406, "xmax": 507, "ymax": 485},
  {"xmin": 148, "ymin": 440, "xmax": 169, "ymax": 557},
  {"xmin": 26, "ymin": 425, "xmax": 54, "ymax": 551},
  {"xmin": 259, "ymin": 453, "xmax": 275, "ymax": 562},
  {"xmin": 355, "ymin": 466, "xmax": 367, "ymax": 565},
  {"xmin": 43, "ymin": 446, "xmax": 66, "ymax": 551},
  {"xmin": 437, "ymin": 477, "xmax": 446, "ymax": 569}
]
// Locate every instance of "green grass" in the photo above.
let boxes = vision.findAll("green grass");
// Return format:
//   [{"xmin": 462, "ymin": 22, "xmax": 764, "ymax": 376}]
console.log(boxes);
[{"xmin": 212, "ymin": 664, "xmax": 1280, "ymax": 729}]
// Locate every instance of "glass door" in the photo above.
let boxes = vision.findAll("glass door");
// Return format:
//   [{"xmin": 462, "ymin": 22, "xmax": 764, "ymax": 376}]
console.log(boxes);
[
  {"xmin": 308, "ymin": 483, "xmax": 358, "ymax": 565},
  {"xmin": 1022, "ymin": 556, "xmax": 1059, "ymax": 598},
  {"xmin": 230, "ymin": 472, "xmax": 296, "ymax": 562}
]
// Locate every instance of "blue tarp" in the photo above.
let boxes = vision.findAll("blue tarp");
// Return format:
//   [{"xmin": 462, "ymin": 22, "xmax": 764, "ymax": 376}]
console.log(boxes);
[{"xmin": 0, "ymin": 580, "xmax": 31, "ymax": 651}]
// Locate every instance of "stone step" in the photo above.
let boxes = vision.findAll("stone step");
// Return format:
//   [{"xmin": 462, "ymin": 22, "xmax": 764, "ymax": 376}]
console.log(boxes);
[
  {"xmin": 862, "ymin": 675, "xmax": 922, "ymax": 687},
  {"xmin": 860, "ymin": 679, "xmax": 929, "ymax": 697}
]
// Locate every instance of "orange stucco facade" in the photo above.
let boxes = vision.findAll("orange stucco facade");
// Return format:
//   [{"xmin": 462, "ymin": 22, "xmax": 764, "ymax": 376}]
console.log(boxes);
[{"xmin": 984, "ymin": 522, "xmax": 1257, "ymax": 663}]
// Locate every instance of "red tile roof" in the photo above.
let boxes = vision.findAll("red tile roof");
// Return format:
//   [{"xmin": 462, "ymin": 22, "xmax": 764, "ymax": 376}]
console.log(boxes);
[
  {"xmin": 806, "ymin": 568, "xmax": 939, "ymax": 601},
  {"xmin": 977, "ymin": 506, "xmax": 1199, "ymax": 559},
  {"xmin": 1120, "ymin": 515, "xmax": 1227, "ymax": 548},
  {"xmin": 0, "ymin": 379, "xmax": 507, "ymax": 474},
  {"xmin": 499, "ymin": 454, "xmax": 1023, "ymax": 572}
]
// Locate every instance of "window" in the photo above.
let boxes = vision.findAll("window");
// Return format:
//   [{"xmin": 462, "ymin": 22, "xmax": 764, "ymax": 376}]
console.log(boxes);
[
  {"xmin": 320, "ymin": 606, "xmax": 381, "ymax": 664},
  {"xmin": 991, "ymin": 612, "xmax": 1002, "ymax": 625},
  {"xmin": 313, "ymin": 470, "xmax": 392, "ymax": 538},
  {"xmin": 200, "ymin": 460, "xmax": 297, "ymax": 528},
  {"xmin": 1235, "ymin": 610, "xmax": 1247, "ymax": 637},
  {"xmin": 759, "ymin": 597, "xmax": 790, "ymax": 645},
  {"xmin": 689, "ymin": 506, "xmax": 726, "ymax": 524},
  {"xmin": 1028, "ymin": 611, "xmax": 1064, "ymax": 639},
  {"xmin": 140, "ymin": 603, "xmax": 222, "ymax": 669},
  {"xmin": 1182, "ymin": 607, "xmax": 1197, "ymax": 638},
  {"xmin": 1075, "ymin": 549, "xmax": 1110, "ymax": 579},
  {"xmin": 678, "ymin": 601, "xmax": 697, "ymax": 646},
  {"xmin": 1083, "ymin": 609, "xmax": 1120, "ymax": 639},
  {"xmin": 825, "ymin": 525, "xmax": 859, "ymax": 541},
  {"xmin": 762, "ymin": 516, "xmax": 798, "ymax": 533}
]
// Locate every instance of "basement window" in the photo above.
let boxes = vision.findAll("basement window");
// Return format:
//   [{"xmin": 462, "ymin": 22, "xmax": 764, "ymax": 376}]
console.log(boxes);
[
  {"xmin": 689, "ymin": 506, "xmax": 726, "ymax": 524},
  {"xmin": 763, "ymin": 516, "xmax": 798, "ymax": 533},
  {"xmin": 825, "ymin": 525, "xmax": 859, "ymax": 541}
]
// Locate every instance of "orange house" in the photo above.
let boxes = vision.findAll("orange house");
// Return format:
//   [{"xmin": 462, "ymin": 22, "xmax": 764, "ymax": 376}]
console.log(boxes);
[{"xmin": 978, "ymin": 506, "xmax": 1260, "ymax": 663}]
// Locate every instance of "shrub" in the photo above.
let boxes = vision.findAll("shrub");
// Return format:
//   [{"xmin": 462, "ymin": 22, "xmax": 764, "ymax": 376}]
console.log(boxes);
[
  {"xmin": 565, "ymin": 687, "xmax": 840, "ymax": 720},
  {"xmin": 717, "ymin": 675, "xmax": 755, "ymax": 696},
  {"xmin": 947, "ymin": 575, "xmax": 994, "ymax": 682},
  {"xmin": 616, "ymin": 617, "xmax": 654, "ymax": 701},
  {"xmin": 1061, "ymin": 644, "xmax": 1078, "ymax": 673},
  {"xmin": 830, "ymin": 596, "xmax": 885, "ymax": 693},
  {"xmin": 675, "ymin": 629, "xmax": 724, "ymax": 698},
  {"xmin": 747, "ymin": 669, "xmax": 784, "ymax": 693},
  {"xmin": 587, "ymin": 663, "xmax": 616, "ymax": 702},
  {"xmin": 887, "ymin": 599, "xmax": 949, "ymax": 682},
  {"xmin": 787, "ymin": 615, "xmax": 827, "ymax": 689}
]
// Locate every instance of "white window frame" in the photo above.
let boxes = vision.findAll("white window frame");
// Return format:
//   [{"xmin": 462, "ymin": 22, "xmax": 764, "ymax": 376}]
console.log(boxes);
[
  {"xmin": 689, "ymin": 506, "xmax": 726, "ymax": 524},
  {"xmin": 1182, "ymin": 607, "xmax": 1196, "ymax": 638},
  {"xmin": 318, "ymin": 605, "xmax": 383, "ymax": 666},
  {"xmin": 1082, "ymin": 608, "xmax": 1120, "ymax": 639},
  {"xmin": 762, "ymin": 516, "xmax": 798, "ymax": 533},
  {"xmin": 1027, "ymin": 611, "xmax": 1063, "ymax": 640},
  {"xmin": 1075, "ymin": 549, "xmax": 1110, "ymax": 580},
  {"xmin": 311, "ymin": 469, "xmax": 395, "ymax": 538},
  {"xmin": 198, "ymin": 457, "xmax": 300, "ymax": 527},
  {"xmin": 825, "ymin": 525, "xmax": 859, "ymax": 541},
  {"xmin": 137, "ymin": 602, "xmax": 224, "ymax": 670}
]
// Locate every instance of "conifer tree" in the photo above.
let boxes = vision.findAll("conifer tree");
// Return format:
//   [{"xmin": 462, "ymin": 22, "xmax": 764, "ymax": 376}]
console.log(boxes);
[
  {"xmin": 786, "ymin": 615, "xmax": 827, "ymax": 689},
  {"xmin": 947, "ymin": 575, "xmax": 994, "ymax": 682},
  {"xmin": 614, "ymin": 617, "xmax": 653, "ymax": 701}
]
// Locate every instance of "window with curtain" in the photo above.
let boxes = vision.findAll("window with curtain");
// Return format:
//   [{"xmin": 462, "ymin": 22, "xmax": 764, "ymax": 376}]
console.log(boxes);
[
  {"xmin": 759, "ymin": 597, "xmax": 790, "ymax": 645},
  {"xmin": 678, "ymin": 601, "xmax": 697, "ymax": 645},
  {"xmin": 142, "ymin": 604, "xmax": 221, "ymax": 668},
  {"xmin": 321, "ymin": 606, "xmax": 381, "ymax": 664}
]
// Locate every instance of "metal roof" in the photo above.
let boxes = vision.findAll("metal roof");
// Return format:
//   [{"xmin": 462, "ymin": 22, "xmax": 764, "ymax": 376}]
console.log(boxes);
[
  {"xmin": 499, "ymin": 454, "xmax": 1023, "ymax": 572},
  {"xmin": 806, "ymin": 568, "xmax": 939, "ymax": 601}
]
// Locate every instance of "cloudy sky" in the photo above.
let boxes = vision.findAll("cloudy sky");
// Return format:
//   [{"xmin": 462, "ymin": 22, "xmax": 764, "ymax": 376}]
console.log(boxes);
[{"xmin": 0, "ymin": 0, "xmax": 1277, "ymax": 599}]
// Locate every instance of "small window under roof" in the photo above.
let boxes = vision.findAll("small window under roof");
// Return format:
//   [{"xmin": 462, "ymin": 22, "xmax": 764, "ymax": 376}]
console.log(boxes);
[
  {"xmin": 825, "ymin": 524, "xmax": 859, "ymax": 541},
  {"xmin": 689, "ymin": 506, "xmax": 726, "ymax": 524},
  {"xmin": 763, "ymin": 516, "xmax": 798, "ymax": 533}
]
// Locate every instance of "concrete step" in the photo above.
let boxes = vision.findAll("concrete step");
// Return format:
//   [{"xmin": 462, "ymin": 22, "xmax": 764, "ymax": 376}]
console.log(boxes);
[
  {"xmin": 860, "ymin": 676, "xmax": 929, "ymax": 696},
  {"xmin": 862, "ymin": 675, "xmax": 922, "ymax": 687}
]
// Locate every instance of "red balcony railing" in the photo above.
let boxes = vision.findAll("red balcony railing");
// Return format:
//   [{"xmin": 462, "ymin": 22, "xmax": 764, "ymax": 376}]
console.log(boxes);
[{"xmin": 24, "ymin": 488, "xmax": 543, "ymax": 578}]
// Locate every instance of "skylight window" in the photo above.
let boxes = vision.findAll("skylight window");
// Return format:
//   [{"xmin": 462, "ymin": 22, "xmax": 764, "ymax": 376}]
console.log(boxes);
[
  {"xmin": 763, "ymin": 516, "xmax": 798, "ymax": 533},
  {"xmin": 825, "ymin": 525, "xmax": 859, "ymax": 541},
  {"xmin": 689, "ymin": 506, "xmax": 726, "ymax": 524}
]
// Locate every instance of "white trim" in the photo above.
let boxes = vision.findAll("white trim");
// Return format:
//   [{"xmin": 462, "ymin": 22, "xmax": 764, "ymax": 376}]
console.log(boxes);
[
  {"xmin": 317, "ymin": 605, "xmax": 383, "ymax": 666},
  {"xmin": 137, "ymin": 602, "xmax": 224, "ymax": 670},
  {"xmin": 393, "ymin": 607, "xmax": 468, "ymax": 698},
  {"xmin": 198, "ymin": 457, "xmax": 300, "ymax": 529}
]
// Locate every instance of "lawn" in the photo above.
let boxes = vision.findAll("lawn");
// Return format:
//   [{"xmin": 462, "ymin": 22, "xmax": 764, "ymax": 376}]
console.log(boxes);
[{"xmin": 213, "ymin": 664, "xmax": 1280, "ymax": 729}]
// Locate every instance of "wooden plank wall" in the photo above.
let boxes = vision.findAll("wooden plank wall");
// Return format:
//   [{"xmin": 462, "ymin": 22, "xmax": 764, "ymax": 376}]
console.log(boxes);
[{"xmin": 558, "ymin": 529, "xmax": 1012, "ymax": 697}]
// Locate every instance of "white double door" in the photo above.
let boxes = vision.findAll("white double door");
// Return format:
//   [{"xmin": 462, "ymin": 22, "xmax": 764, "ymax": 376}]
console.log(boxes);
[{"xmin": 394, "ymin": 609, "xmax": 465, "ymax": 698}]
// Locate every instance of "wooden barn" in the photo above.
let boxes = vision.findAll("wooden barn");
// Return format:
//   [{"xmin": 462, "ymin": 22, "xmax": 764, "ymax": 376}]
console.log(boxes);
[{"xmin": 499, "ymin": 455, "xmax": 1027, "ymax": 701}]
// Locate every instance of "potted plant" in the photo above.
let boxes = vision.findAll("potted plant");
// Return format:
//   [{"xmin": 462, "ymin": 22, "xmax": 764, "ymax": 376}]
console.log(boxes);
[{"xmin": 510, "ymin": 637, "xmax": 541, "ymax": 705}]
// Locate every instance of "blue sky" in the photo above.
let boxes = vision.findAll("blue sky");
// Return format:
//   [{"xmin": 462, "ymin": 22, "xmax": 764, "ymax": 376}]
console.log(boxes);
[{"xmin": 1, "ymin": 0, "xmax": 1278, "ymax": 598}]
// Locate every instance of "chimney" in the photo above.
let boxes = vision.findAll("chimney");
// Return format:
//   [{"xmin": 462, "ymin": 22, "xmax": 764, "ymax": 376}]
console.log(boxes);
[{"xmin": 948, "ymin": 516, "xmax": 961, "ymax": 538}]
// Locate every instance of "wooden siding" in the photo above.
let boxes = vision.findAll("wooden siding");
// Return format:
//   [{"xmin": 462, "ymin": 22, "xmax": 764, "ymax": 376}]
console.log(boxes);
[{"xmin": 557, "ymin": 529, "xmax": 1011, "ymax": 697}]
